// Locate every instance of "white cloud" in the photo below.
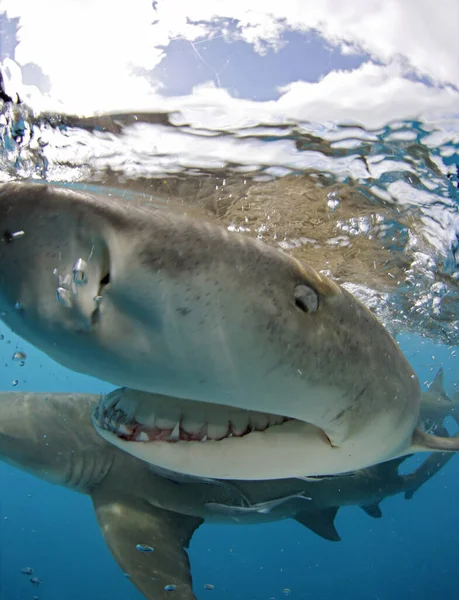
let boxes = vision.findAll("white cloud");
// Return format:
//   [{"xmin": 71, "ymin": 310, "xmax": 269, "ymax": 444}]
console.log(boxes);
[
  {"xmin": 4, "ymin": 59, "xmax": 459, "ymax": 133},
  {"xmin": 273, "ymin": 62, "xmax": 459, "ymax": 129},
  {"xmin": 149, "ymin": 0, "xmax": 459, "ymax": 85},
  {"xmin": 133, "ymin": 62, "xmax": 459, "ymax": 131},
  {"xmin": 3, "ymin": 0, "xmax": 169, "ymax": 112},
  {"xmin": 2, "ymin": 0, "xmax": 459, "ymax": 123}
]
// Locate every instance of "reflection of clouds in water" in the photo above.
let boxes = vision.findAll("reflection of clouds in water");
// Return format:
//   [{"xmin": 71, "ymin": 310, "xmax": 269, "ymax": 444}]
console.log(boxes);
[{"xmin": 1, "ymin": 0, "xmax": 458, "ymax": 123}]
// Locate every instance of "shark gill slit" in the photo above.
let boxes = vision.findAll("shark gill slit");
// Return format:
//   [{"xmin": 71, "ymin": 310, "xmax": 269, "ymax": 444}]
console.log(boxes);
[{"xmin": 65, "ymin": 450, "xmax": 113, "ymax": 491}]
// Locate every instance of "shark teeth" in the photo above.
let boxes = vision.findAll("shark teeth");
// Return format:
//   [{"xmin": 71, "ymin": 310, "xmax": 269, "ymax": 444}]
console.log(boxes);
[
  {"xmin": 92, "ymin": 392, "xmax": 291, "ymax": 444},
  {"xmin": 169, "ymin": 421, "xmax": 181, "ymax": 441}
]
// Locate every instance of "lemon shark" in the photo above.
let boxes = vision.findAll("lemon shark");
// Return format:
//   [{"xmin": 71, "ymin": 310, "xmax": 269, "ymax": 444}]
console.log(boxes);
[
  {"xmin": 0, "ymin": 391, "xmax": 454, "ymax": 600},
  {"xmin": 1, "ymin": 182, "xmax": 459, "ymax": 480}
]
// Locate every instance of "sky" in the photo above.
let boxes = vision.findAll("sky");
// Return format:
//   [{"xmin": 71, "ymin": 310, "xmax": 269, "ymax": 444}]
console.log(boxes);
[{"xmin": 0, "ymin": 0, "xmax": 458, "ymax": 128}]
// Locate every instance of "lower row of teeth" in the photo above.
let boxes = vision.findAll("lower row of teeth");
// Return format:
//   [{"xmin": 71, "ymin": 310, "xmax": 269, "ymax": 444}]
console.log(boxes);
[{"xmin": 92, "ymin": 404, "xmax": 290, "ymax": 443}]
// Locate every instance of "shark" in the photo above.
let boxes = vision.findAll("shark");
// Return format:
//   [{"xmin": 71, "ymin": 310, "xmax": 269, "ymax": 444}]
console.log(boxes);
[
  {"xmin": 1, "ymin": 182, "xmax": 459, "ymax": 480},
  {"xmin": 0, "ymin": 390, "xmax": 456, "ymax": 599}
]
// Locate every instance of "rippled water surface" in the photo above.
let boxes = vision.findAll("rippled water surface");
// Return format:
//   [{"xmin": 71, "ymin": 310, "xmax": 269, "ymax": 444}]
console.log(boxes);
[{"xmin": 1, "ymin": 101, "xmax": 458, "ymax": 344}]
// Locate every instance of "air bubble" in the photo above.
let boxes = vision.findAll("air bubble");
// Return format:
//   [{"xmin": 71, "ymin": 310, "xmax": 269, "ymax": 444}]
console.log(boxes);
[
  {"xmin": 136, "ymin": 544, "xmax": 154, "ymax": 553},
  {"xmin": 56, "ymin": 287, "xmax": 72, "ymax": 308},
  {"xmin": 72, "ymin": 258, "xmax": 88, "ymax": 285}
]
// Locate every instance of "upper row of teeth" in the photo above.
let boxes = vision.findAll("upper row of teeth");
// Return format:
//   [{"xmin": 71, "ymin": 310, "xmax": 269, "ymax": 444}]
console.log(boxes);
[{"xmin": 93, "ymin": 397, "xmax": 287, "ymax": 443}]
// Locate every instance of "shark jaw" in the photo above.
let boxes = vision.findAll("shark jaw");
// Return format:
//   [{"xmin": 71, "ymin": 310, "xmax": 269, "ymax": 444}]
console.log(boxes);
[
  {"xmin": 90, "ymin": 388, "xmax": 369, "ymax": 481},
  {"xmin": 92, "ymin": 387, "xmax": 292, "ymax": 444}
]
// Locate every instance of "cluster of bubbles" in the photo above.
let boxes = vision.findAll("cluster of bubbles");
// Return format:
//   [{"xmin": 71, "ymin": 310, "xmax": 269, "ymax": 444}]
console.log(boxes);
[{"xmin": 20, "ymin": 566, "xmax": 41, "ymax": 596}]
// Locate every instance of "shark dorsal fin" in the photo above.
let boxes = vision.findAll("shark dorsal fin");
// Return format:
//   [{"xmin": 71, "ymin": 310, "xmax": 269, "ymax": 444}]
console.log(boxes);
[{"xmin": 429, "ymin": 368, "xmax": 449, "ymax": 399}]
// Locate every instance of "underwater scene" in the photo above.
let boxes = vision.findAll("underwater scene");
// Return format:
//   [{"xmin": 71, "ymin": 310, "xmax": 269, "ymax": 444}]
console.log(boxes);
[{"xmin": 0, "ymin": 2, "xmax": 458, "ymax": 599}]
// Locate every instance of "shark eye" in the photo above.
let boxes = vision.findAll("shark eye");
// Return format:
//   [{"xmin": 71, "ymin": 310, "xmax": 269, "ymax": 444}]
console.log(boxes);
[
  {"xmin": 100, "ymin": 272, "xmax": 110, "ymax": 286},
  {"xmin": 294, "ymin": 284, "xmax": 319, "ymax": 313}
]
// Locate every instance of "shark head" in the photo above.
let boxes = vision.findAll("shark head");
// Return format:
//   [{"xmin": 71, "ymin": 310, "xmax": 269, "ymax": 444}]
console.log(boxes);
[{"xmin": 0, "ymin": 182, "xmax": 441, "ymax": 479}]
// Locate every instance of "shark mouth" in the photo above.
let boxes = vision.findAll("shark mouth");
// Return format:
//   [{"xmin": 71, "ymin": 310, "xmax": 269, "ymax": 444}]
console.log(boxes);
[
  {"xmin": 90, "ymin": 388, "xmax": 347, "ymax": 480},
  {"xmin": 92, "ymin": 387, "xmax": 292, "ymax": 444}
]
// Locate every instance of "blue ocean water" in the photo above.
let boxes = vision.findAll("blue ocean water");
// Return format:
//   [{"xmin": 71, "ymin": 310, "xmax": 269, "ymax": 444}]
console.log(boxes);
[{"xmin": 1, "ymin": 329, "xmax": 458, "ymax": 600}]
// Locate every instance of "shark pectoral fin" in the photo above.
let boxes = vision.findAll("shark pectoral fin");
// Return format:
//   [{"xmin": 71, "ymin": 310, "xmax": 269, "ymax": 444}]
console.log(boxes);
[
  {"xmin": 91, "ymin": 490, "xmax": 203, "ymax": 600},
  {"xmin": 373, "ymin": 455, "xmax": 412, "ymax": 476},
  {"xmin": 360, "ymin": 504, "xmax": 383, "ymax": 519},
  {"xmin": 403, "ymin": 483, "xmax": 416, "ymax": 501},
  {"xmin": 293, "ymin": 507, "xmax": 341, "ymax": 542},
  {"xmin": 409, "ymin": 428, "xmax": 459, "ymax": 453}
]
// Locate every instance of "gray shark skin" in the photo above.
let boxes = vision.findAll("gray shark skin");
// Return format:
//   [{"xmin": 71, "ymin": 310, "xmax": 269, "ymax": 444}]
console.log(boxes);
[
  {"xmin": 0, "ymin": 391, "xmax": 201, "ymax": 600},
  {"xmin": 0, "ymin": 390, "xmax": 455, "ymax": 600},
  {"xmin": 1, "ymin": 182, "xmax": 458, "ymax": 480}
]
